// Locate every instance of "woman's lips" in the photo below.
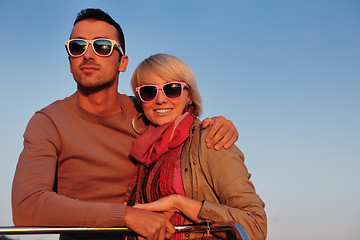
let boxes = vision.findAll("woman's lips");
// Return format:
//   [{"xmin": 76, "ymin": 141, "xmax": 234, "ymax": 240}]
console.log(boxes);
[{"xmin": 155, "ymin": 108, "xmax": 172, "ymax": 114}]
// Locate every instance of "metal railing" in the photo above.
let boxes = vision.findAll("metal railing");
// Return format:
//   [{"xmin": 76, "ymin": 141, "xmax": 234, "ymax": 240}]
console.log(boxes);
[{"xmin": 0, "ymin": 222, "xmax": 250, "ymax": 239}]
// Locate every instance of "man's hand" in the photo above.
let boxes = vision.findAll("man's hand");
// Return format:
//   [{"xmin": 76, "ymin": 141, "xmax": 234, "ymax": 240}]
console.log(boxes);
[
  {"xmin": 125, "ymin": 206, "xmax": 175, "ymax": 240},
  {"xmin": 202, "ymin": 116, "xmax": 238, "ymax": 150}
]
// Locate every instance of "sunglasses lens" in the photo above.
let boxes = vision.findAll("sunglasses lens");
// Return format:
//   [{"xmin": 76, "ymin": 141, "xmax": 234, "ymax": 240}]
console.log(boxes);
[
  {"xmin": 139, "ymin": 86, "xmax": 158, "ymax": 102},
  {"xmin": 93, "ymin": 39, "xmax": 112, "ymax": 56},
  {"xmin": 163, "ymin": 83, "xmax": 183, "ymax": 99},
  {"xmin": 69, "ymin": 40, "xmax": 87, "ymax": 56}
]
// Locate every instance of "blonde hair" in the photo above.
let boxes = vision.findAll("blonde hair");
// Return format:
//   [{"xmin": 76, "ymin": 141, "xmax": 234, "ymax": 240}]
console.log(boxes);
[{"xmin": 131, "ymin": 53, "xmax": 202, "ymax": 115}]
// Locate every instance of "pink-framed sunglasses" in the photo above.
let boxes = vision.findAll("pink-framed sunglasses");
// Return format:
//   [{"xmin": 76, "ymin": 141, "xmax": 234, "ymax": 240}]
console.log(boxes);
[{"xmin": 136, "ymin": 82, "xmax": 188, "ymax": 103}]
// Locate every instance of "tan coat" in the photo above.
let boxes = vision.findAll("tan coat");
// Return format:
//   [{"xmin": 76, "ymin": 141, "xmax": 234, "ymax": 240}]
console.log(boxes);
[{"xmin": 180, "ymin": 119, "xmax": 267, "ymax": 240}]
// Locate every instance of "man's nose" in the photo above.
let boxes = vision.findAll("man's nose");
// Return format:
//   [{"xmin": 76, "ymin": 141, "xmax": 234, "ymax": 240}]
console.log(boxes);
[{"xmin": 83, "ymin": 43, "xmax": 96, "ymax": 59}]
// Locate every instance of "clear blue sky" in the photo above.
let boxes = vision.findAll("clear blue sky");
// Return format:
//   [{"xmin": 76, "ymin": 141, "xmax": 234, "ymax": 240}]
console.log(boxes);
[{"xmin": 0, "ymin": 1, "xmax": 359, "ymax": 239}]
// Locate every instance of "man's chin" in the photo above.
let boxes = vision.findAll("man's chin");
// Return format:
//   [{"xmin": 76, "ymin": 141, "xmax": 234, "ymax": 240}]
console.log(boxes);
[{"xmin": 77, "ymin": 81, "xmax": 115, "ymax": 96}]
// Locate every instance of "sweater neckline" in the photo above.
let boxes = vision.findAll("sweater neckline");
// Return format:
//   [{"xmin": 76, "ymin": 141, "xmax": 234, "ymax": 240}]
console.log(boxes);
[{"xmin": 69, "ymin": 92, "xmax": 128, "ymax": 125}]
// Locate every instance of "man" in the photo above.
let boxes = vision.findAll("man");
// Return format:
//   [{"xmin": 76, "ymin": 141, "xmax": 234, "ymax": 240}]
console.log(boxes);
[{"xmin": 12, "ymin": 9, "xmax": 238, "ymax": 240}]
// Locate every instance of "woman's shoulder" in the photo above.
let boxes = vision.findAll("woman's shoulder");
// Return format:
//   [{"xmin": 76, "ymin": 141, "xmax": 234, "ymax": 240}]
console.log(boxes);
[
  {"xmin": 187, "ymin": 120, "xmax": 248, "ymax": 189},
  {"xmin": 190, "ymin": 118, "xmax": 237, "ymax": 147},
  {"xmin": 189, "ymin": 118, "xmax": 244, "ymax": 162},
  {"xmin": 189, "ymin": 118, "xmax": 210, "ymax": 146}
]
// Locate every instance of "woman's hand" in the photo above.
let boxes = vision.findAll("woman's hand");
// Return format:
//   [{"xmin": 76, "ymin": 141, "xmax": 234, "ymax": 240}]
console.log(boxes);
[
  {"xmin": 133, "ymin": 194, "xmax": 203, "ymax": 222},
  {"xmin": 133, "ymin": 195, "xmax": 179, "ymax": 213}
]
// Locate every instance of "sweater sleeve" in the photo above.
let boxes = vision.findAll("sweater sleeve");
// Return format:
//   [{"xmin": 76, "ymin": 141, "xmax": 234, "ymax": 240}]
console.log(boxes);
[
  {"xmin": 196, "ymin": 129, "xmax": 267, "ymax": 240},
  {"xmin": 12, "ymin": 112, "xmax": 127, "ymax": 227}
]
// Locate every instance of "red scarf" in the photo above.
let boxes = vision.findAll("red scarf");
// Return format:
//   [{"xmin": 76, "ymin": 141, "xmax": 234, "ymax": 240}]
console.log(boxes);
[{"xmin": 125, "ymin": 108, "xmax": 198, "ymax": 239}]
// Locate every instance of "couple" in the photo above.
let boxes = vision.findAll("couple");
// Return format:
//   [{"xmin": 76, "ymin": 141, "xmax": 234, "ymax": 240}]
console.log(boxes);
[{"xmin": 12, "ymin": 8, "xmax": 266, "ymax": 240}]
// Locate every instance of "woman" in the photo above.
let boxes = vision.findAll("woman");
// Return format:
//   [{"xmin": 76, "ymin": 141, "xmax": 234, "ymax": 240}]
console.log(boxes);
[{"xmin": 125, "ymin": 54, "xmax": 267, "ymax": 240}]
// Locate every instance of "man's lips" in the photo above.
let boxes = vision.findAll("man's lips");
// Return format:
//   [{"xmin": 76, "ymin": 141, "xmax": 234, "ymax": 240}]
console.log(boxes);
[
  {"xmin": 80, "ymin": 66, "xmax": 99, "ymax": 73},
  {"xmin": 79, "ymin": 62, "xmax": 101, "ymax": 73}
]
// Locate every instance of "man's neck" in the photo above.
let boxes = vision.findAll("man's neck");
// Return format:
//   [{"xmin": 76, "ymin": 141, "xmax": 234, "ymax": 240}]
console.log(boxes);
[{"xmin": 77, "ymin": 87, "xmax": 122, "ymax": 116}]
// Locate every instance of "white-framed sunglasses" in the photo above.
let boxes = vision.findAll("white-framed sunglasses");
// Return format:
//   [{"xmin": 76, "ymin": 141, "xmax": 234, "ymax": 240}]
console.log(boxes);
[{"xmin": 65, "ymin": 38, "xmax": 124, "ymax": 57}]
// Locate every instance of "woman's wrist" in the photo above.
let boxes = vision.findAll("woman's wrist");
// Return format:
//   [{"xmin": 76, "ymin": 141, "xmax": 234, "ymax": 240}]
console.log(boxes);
[{"xmin": 172, "ymin": 194, "xmax": 185, "ymax": 212}]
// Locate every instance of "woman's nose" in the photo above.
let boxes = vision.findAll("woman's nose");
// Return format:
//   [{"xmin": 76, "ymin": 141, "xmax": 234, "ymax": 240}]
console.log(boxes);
[{"xmin": 155, "ymin": 89, "xmax": 168, "ymax": 104}]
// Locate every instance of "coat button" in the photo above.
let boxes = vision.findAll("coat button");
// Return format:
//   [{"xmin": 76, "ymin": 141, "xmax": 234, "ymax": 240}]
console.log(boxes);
[{"xmin": 184, "ymin": 168, "xmax": 188, "ymax": 172}]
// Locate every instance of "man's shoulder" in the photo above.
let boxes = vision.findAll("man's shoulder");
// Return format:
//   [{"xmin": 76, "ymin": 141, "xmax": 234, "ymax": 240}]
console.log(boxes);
[
  {"xmin": 38, "ymin": 94, "xmax": 75, "ymax": 115},
  {"xmin": 23, "ymin": 94, "xmax": 76, "ymax": 132}
]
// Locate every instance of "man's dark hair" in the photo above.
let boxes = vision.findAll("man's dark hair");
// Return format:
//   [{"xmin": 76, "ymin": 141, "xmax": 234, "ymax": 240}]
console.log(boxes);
[{"xmin": 74, "ymin": 8, "xmax": 125, "ymax": 55}]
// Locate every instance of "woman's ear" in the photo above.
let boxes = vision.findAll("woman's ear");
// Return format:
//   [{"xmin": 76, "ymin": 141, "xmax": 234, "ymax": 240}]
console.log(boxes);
[{"xmin": 183, "ymin": 99, "xmax": 193, "ymax": 113}]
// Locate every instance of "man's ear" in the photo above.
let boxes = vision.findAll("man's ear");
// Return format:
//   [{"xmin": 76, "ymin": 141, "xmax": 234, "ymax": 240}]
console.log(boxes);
[
  {"xmin": 68, "ymin": 56, "xmax": 73, "ymax": 74},
  {"xmin": 118, "ymin": 55, "xmax": 129, "ymax": 72}
]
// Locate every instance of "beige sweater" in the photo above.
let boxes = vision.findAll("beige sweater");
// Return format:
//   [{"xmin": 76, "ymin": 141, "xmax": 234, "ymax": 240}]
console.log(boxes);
[{"xmin": 12, "ymin": 93, "xmax": 140, "ymax": 229}]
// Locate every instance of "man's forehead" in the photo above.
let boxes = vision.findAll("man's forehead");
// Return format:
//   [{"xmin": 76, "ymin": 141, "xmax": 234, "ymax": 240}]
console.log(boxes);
[{"xmin": 71, "ymin": 19, "xmax": 118, "ymax": 40}]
